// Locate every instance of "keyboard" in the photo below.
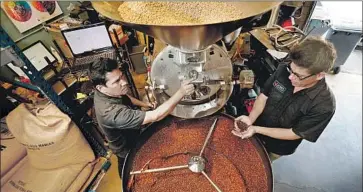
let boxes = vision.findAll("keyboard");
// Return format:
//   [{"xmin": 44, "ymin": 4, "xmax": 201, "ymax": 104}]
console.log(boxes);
[{"xmin": 71, "ymin": 50, "xmax": 115, "ymax": 71}]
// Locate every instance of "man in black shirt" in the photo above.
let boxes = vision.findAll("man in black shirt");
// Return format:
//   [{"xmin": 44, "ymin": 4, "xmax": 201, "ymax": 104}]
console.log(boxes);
[
  {"xmin": 232, "ymin": 37, "xmax": 337, "ymax": 161},
  {"xmin": 89, "ymin": 58, "xmax": 194, "ymax": 177}
]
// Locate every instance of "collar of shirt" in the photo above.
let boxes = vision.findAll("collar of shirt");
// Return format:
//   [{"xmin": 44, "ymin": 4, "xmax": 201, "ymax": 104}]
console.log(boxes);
[{"xmin": 301, "ymin": 78, "xmax": 326, "ymax": 100}]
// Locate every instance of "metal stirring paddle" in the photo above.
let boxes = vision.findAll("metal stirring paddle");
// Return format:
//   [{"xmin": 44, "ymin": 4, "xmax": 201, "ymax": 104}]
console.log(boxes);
[{"xmin": 199, "ymin": 118, "xmax": 218, "ymax": 156}]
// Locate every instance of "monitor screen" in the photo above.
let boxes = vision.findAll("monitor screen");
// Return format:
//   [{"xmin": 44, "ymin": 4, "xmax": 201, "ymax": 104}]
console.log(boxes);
[
  {"xmin": 22, "ymin": 42, "xmax": 56, "ymax": 71},
  {"xmin": 63, "ymin": 24, "xmax": 113, "ymax": 55}
]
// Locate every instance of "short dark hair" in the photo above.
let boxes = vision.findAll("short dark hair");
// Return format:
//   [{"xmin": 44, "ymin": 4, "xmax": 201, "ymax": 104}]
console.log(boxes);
[
  {"xmin": 88, "ymin": 58, "xmax": 118, "ymax": 86},
  {"xmin": 289, "ymin": 37, "xmax": 337, "ymax": 74}
]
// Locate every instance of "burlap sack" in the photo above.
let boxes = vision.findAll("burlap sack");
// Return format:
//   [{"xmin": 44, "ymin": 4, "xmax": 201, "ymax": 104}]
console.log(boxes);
[
  {"xmin": 1, "ymin": 160, "xmax": 87, "ymax": 192},
  {"xmin": 1, "ymin": 156, "xmax": 27, "ymax": 187},
  {"xmin": 1, "ymin": 116, "xmax": 15, "ymax": 140},
  {"xmin": 0, "ymin": 138, "xmax": 27, "ymax": 176},
  {"xmin": 66, "ymin": 159, "xmax": 98, "ymax": 192},
  {"xmin": 6, "ymin": 103, "xmax": 95, "ymax": 170},
  {"xmin": 78, "ymin": 157, "xmax": 109, "ymax": 192}
]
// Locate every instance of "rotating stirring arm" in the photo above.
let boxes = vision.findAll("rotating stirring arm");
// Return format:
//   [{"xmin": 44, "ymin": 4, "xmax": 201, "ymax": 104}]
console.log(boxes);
[
  {"xmin": 202, "ymin": 171, "xmax": 223, "ymax": 192},
  {"xmin": 130, "ymin": 165, "xmax": 189, "ymax": 175},
  {"xmin": 199, "ymin": 118, "xmax": 218, "ymax": 156}
]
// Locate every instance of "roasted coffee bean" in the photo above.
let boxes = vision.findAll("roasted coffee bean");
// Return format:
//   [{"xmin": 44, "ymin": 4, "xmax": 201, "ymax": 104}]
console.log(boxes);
[
  {"xmin": 237, "ymin": 121, "xmax": 249, "ymax": 131},
  {"xmin": 128, "ymin": 115, "xmax": 270, "ymax": 192}
]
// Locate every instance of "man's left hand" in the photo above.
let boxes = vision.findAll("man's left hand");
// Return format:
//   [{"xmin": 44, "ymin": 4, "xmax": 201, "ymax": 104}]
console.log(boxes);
[
  {"xmin": 145, "ymin": 101, "xmax": 157, "ymax": 110},
  {"xmin": 232, "ymin": 126, "xmax": 257, "ymax": 139},
  {"xmin": 148, "ymin": 102, "xmax": 157, "ymax": 109}
]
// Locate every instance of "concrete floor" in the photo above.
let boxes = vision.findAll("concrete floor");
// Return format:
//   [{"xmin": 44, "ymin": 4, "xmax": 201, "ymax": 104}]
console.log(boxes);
[{"xmin": 273, "ymin": 49, "xmax": 362, "ymax": 192}]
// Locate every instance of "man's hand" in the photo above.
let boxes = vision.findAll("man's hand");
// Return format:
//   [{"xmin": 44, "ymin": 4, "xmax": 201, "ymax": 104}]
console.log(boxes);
[
  {"xmin": 147, "ymin": 101, "xmax": 157, "ymax": 109},
  {"xmin": 142, "ymin": 80, "xmax": 195, "ymax": 125},
  {"xmin": 232, "ymin": 126, "xmax": 257, "ymax": 139},
  {"xmin": 140, "ymin": 101, "xmax": 157, "ymax": 111},
  {"xmin": 234, "ymin": 115, "xmax": 252, "ymax": 132},
  {"xmin": 179, "ymin": 80, "xmax": 195, "ymax": 95}
]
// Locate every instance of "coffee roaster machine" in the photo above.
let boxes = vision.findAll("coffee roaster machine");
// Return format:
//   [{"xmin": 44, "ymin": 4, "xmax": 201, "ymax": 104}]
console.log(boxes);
[
  {"xmin": 93, "ymin": 2, "xmax": 280, "ymax": 192},
  {"xmin": 93, "ymin": 2, "xmax": 281, "ymax": 119}
]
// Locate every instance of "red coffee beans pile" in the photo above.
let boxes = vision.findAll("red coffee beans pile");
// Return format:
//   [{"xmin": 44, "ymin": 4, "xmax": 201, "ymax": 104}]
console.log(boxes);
[{"xmin": 127, "ymin": 115, "xmax": 270, "ymax": 192}]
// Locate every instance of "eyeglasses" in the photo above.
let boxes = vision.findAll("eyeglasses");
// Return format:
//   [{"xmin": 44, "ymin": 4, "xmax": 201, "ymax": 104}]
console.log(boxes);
[{"xmin": 286, "ymin": 64, "xmax": 315, "ymax": 81}]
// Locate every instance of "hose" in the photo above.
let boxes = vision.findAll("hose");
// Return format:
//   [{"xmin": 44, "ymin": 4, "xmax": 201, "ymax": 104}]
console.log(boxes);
[{"xmin": 263, "ymin": 24, "xmax": 306, "ymax": 50}]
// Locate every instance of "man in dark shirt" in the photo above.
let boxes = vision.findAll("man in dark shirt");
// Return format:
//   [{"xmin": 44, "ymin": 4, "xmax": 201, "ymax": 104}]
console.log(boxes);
[
  {"xmin": 89, "ymin": 58, "xmax": 194, "ymax": 177},
  {"xmin": 232, "ymin": 37, "xmax": 337, "ymax": 161}
]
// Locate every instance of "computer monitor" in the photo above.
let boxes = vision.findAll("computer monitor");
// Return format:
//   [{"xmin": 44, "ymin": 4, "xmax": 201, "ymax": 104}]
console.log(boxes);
[
  {"xmin": 62, "ymin": 23, "xmax": 113, "ymax": 56},
  {"xmin": 22, "ymin": 41, "xmax": 57, "ymax": 71}
]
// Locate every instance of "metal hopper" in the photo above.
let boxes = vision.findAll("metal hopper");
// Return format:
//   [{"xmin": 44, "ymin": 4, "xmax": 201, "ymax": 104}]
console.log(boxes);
[{"xmin": 92, "ymin": 1, "xmax": 280, "ymax": 51}]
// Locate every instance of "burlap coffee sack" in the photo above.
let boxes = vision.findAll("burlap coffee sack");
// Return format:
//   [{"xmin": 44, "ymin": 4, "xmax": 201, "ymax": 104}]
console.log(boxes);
[
  {"xmin": 66, "ymin": 159, "xmax": 99, "ymax": 192},
  {"xmin": 1, "ymin": 160, "xmax": 86, "ymax": 192},
  {"xmin": 6, "ymin": 103, "xmax": 95, "ymax": 170},
  {"xmin": 1, "ymin": 156, "xmax": 27, "ymax": 187},
  {"xmin": 1, "ymin": 116, "xmax": 15, "ymax": 140},
  {"xmin": 0, "ymin": 138, "xmax": 27, "ymax": 176}
]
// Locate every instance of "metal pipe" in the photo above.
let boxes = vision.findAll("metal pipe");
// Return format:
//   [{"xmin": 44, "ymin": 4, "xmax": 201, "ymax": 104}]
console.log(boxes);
[
  {"xmin": 199, "ymin": 118, "xmax": 218, "ymax": 156},
  {"xmin": 130, "ymin": 165, "xmax": 188, "ymax": 175}
]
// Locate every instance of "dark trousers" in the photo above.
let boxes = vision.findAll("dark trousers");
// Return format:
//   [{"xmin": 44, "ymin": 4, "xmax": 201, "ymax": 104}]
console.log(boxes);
[
  {"xmin": 115, "ymin": 126, "xmax": 150, "ymax": 178},
  {"xmin": 113, "ymin": 130, "xmax": 140, "ymax": 178},
  {"xmin": 117, "ymin": 155, "xmax": 125, "ymax": 178}
]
